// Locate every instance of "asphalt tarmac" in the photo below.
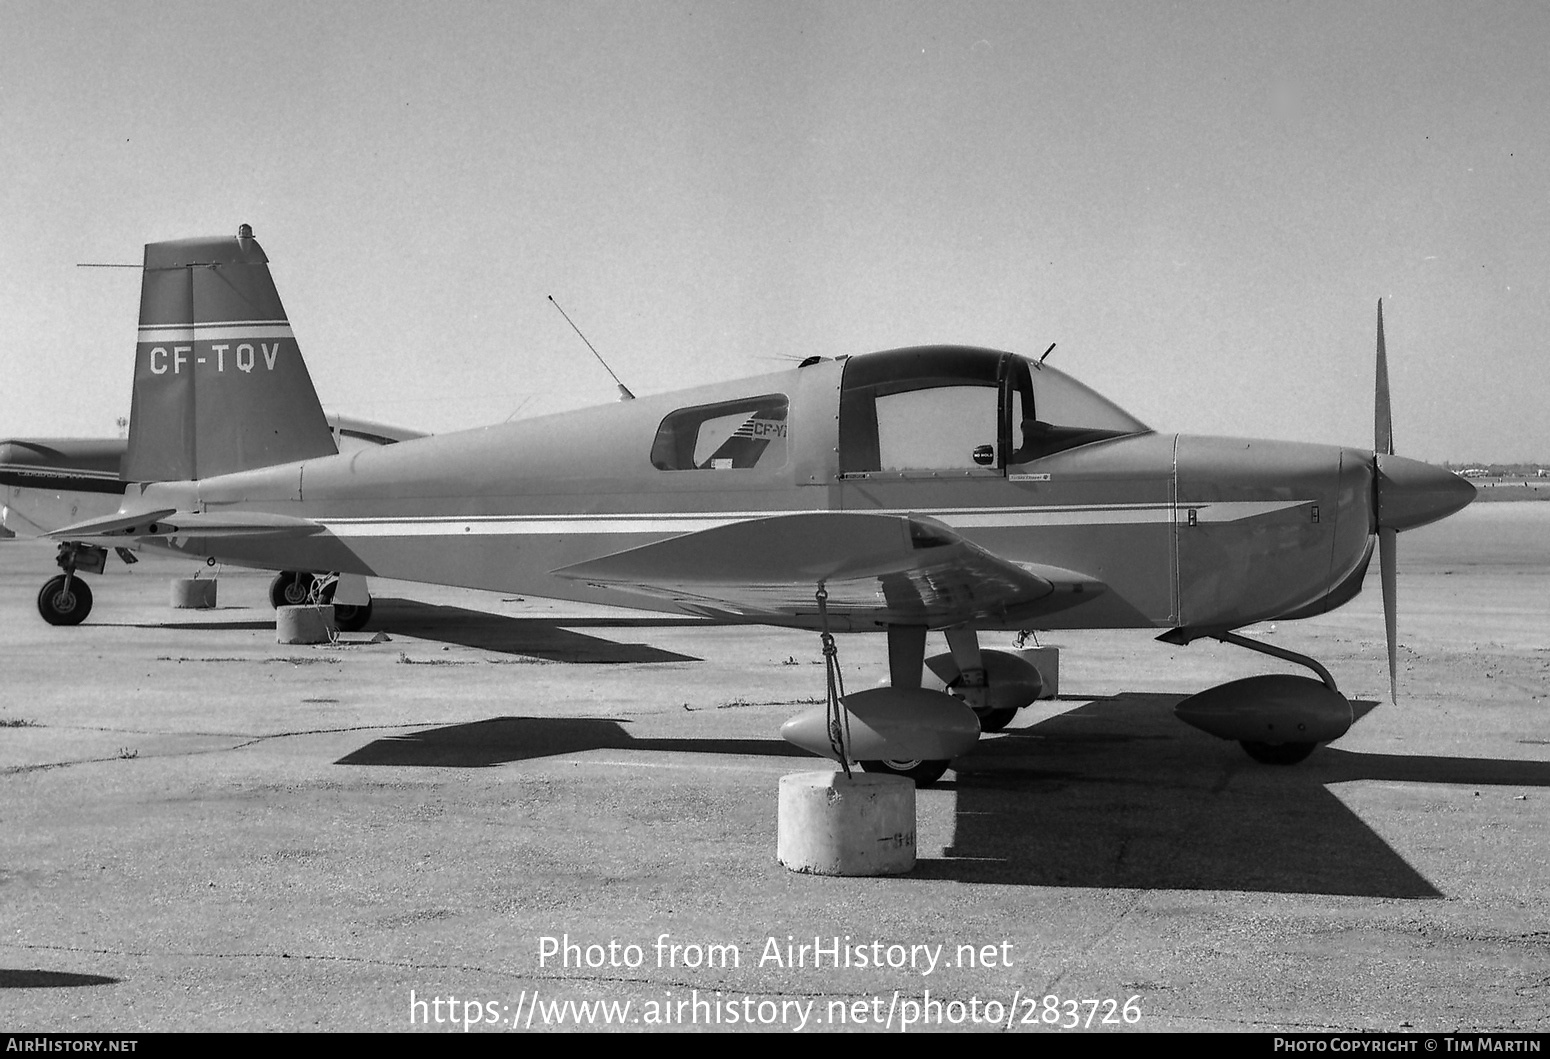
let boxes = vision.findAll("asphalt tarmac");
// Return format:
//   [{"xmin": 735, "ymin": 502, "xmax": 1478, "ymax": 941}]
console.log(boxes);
[{"xmin": 2, "ymin": 505, "xmax": 1546, "ymax": 1033}]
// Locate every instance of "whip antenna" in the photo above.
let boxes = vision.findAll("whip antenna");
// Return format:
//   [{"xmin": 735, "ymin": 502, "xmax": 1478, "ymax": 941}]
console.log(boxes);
[{"xmin": 548, "ymin": 295, "xmax": 635, "ymax": 400}]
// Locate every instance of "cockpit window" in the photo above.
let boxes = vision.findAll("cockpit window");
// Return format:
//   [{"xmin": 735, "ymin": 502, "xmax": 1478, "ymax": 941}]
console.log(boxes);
[
  {"xmin": 839, "ymin": 346, "xmax": 1147, "ymax": 473},
  {"xmin": 651, "ymin": 394, "xmax": 789, "ymax": 470},
  {"xmin": 839, "ymin": 347, "xmax": 1003, "ymax": 473}
]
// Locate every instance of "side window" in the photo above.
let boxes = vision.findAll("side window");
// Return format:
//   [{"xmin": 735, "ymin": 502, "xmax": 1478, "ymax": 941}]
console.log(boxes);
[
  {"xmin": 838, "ymin": 348, "xmax": 1007, "ymax": 474},
  {"xmin": 651, "ymin": 394, "xmax": 789, "ymax": 470},
  {"xmin": 874, "ymin": 384, "xmax": 998, "ymax": 470}
]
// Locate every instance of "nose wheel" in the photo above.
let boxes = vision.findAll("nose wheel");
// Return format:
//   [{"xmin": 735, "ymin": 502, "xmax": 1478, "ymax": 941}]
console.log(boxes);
[{"xmin": 1240, "ymin": 741, "xmax": 1316, "ymax": 765}]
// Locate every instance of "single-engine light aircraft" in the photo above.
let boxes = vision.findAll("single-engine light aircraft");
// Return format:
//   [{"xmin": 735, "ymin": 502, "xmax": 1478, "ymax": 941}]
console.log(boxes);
[{"xmin": 33, "ymin": 227, "xmax": 1475, "ymax": 785}]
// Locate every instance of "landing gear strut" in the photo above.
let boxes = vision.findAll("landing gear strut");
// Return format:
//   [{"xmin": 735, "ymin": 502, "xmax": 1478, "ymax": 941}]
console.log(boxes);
[{"xmin": 875, "ymin": 625, "xmax": 953, "ymax": 788}]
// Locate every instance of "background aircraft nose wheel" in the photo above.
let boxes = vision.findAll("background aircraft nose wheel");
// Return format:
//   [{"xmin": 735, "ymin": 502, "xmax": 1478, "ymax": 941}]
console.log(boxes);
[
  {"xmin": 859, "ymin": 759, "xmax": 951, "ymax": 787},
  {"xmin": 269, "ymin": 571, "xmax": 315, "ymax": 608},
  {"xmin": 1240, "ymin": 741, "xmax": 1316, "ymax": 765},
  {"xmin": 38, "ymin": 574, "xmax": 92, "ymax": 626}
]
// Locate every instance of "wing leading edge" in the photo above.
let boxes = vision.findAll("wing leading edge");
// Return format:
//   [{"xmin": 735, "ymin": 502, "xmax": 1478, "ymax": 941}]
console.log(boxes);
[{"xmin": 553, "ymin": 511, "xmax": 1105, "ymax": 628}]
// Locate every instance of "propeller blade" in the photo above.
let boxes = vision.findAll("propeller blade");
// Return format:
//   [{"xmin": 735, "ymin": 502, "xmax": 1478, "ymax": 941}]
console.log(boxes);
[
  {"xmin": 1379, "ymin": 525, "xmax": 1398, "ymax": 703},
  {"xmin": 1375, "ymin": 299, "xmax": 1399, "ymax": 703},
  {"xmin": 1375, "ymin": 299, "xmax": 1393, "ymax": 456}
]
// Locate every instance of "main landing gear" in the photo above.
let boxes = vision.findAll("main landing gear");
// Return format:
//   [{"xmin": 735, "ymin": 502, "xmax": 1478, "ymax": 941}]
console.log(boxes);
[
  {"xmin": 268, "ymin": 571, "xmax": 374, "ymax": 632},
  {"xmin": 851, "ymin": 626, "xmax": 1044, "ymax": 788},
  {"xmin": 36, "ymin": 543, "xmax": 108, "ymax": 625}
]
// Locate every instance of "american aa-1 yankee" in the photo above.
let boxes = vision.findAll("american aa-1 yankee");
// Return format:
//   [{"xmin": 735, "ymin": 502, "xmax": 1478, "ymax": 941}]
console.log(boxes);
[{"xmin": 27, "ymin": 226, "xmax": 1475, "ymax": 785}]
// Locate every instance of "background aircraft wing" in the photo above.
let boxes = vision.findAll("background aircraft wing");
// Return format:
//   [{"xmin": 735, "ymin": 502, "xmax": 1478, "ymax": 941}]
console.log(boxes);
[{"xmin": 553, "ymin": 512, "xmax": 1104, "ymax": 627}]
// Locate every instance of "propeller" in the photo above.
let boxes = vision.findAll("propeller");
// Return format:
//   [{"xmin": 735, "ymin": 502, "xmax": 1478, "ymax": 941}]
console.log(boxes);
[
  {"xmin": 1369, "ymin": 299, "xmax": 1477, "ymax": 703},
  {"xmin": 1375, "ymin": 300, "xmax": 1399, "ymax": 703}
]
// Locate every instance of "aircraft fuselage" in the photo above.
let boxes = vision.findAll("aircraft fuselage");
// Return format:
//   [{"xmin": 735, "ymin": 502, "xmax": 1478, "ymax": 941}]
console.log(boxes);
[{"xmin": 127, "ymin": 350, "xmax": 1394, "ymax": 635}]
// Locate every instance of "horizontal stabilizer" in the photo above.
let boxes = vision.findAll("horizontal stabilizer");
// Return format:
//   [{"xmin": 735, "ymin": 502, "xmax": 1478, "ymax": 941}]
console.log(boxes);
[
  {"xmin": 49, "ymin": 508, "xmax": 321, "ymax": 542},
  {"xmin": 45, "ymin": 509, "xmax": 178, "ymax": 540}
]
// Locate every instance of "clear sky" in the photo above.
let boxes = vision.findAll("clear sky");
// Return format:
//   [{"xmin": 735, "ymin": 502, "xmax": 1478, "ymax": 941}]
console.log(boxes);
[{"xmin": 2, "ymin": 0, "xmax": 1545, "ymax": 462}]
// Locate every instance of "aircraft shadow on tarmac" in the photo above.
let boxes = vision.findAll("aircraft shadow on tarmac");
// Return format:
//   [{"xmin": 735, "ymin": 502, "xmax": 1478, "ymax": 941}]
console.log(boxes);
[
  {"xmin": 337, "ymin": 695, "xmax": 1550, "ymax": 900},
  {"xmin": 126, "ymin": 619, "xmax": 277, "ymax": 631},
  {"xmin": 0, "ymin": 969, "xmax": 118, "ymax": 989},
  {"xmin": 919, "ymin": 693, "xmax": 1550, "ymax": 898},
  {"xmin": 337, "ymin": 716, "xmax": 798, "ymax": 769},
  {"xmin": 362, "ymin": 599, "xmax": 706, "ymax": 663},
  {"xmin": 128, "ymin": 598, "xmax": 707, "ymax": 663}
]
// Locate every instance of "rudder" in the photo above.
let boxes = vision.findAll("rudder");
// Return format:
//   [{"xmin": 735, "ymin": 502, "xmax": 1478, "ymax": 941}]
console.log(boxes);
[{"xmin": 122, "ymin": 224, "xmax": 336, "ymax": 482}]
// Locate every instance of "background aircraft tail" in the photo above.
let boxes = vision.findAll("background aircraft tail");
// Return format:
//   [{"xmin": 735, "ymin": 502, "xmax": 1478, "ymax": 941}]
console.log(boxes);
[{"xmin": 122, "ymin": 224, "xmax": 336, "ymax": 482}]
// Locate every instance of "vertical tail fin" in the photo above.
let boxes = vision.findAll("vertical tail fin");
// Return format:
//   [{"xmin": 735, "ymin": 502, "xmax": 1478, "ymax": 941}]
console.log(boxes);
[{"xmin": 122, "ymin": 224, "xmax": 336, "ymax": 482}]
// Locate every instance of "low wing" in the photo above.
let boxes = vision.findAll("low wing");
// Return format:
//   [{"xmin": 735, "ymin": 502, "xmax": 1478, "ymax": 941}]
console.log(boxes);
[
  {"xmin": 47, "ymin": 508, "xmax": 322, "ymax": 544},
  {"xmin": 553, "ymin": 512, "xmax": 1104, "ymax": 628}
]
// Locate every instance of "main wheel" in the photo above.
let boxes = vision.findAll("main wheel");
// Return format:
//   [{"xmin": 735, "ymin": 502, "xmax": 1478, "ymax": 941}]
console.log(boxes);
[
  {"xmin": 859, "ymin": 759, "xmax": 951, "ymax": 788},
  {"xmin": 38, "ymin": 575, "xmax": 93, "ymax": 626},
  {"xmin": 1240, "ymin": 740, "xmax": 1316, "ymax": 765},
  {"xmin": 269, "ymin": 571, "xmax": 315, "ymax": 608},
  {"xmin": 315, "ymin": 579, "xmax": 373, "ymax": 632},
  {"xmin": 975, "ymin": 706, "xmax": 1019, "ymax": 733},
  {"xmin": 331, "ymin": 597, "xmax": 374, "ymax": 632}
]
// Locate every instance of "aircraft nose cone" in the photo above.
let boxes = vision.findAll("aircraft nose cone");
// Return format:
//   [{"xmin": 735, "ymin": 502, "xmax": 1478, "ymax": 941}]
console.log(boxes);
[{"xmin": 1376, "ymin": 454, "xmax": 1476, "ymax": 532}]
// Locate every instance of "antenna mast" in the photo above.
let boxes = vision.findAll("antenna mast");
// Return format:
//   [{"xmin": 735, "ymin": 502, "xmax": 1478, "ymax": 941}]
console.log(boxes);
[{"xmin": 548, "ymin": 295, "xmax": 635, "ymax": 400}]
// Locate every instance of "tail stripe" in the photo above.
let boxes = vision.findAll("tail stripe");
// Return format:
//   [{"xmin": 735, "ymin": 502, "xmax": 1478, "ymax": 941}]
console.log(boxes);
[{"xmin": 138, "ymin": 324, "xmax": 295, "ymax": 342}]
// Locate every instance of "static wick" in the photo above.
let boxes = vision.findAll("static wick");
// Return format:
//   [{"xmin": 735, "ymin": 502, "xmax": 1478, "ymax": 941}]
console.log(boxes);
[
  {"xmin": 76, "ymin": 263, "xmax": 140, "ymax": 269},
  {"xmin": 548, "ymin": 295, "xmax": 635, "ymax": 400}
]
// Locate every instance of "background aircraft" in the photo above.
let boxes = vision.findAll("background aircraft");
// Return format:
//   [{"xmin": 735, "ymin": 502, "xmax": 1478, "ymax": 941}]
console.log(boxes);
[
  {"xmin": 32, "ymin": 227, "xmax": 1474, "ymax": 784},
  {"xmin": 2, "ymin": 413, "xmax": 423, "ymax": 535},
  {"xmin": 3, "ymin": 415, "xmax": 425, "ymax": 618}
]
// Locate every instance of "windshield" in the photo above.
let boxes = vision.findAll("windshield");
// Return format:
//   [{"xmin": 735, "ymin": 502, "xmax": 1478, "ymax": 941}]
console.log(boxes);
[{"xmin": 1007, "ymin": 356, "xmax": 1149, "ymax": 463}]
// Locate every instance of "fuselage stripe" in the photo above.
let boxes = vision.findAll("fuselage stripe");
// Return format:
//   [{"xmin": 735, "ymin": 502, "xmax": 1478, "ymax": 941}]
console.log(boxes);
[{"xmin": 317, "ymin": 500, "xmax": 1309, "ymax": 538}]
